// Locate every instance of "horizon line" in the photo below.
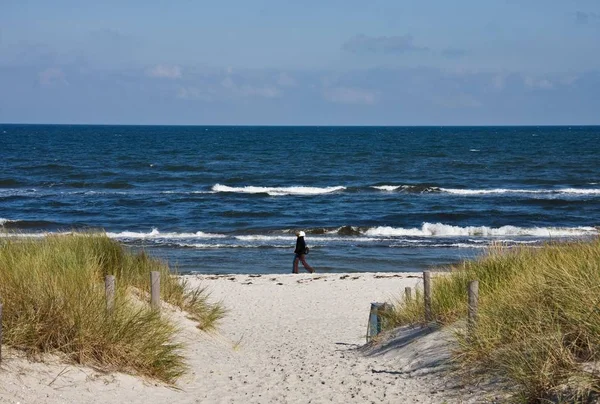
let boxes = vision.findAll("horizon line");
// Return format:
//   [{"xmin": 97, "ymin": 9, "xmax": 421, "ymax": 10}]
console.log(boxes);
[{"xmin": 2, "ymin": 123, "xmax": 599, "ymax": 128}]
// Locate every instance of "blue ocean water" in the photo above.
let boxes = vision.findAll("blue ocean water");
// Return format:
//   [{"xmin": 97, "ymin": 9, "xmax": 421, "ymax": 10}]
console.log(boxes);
[{"xmin": 1, "ymin": 125, "xmax": 599, "ymax": 274}]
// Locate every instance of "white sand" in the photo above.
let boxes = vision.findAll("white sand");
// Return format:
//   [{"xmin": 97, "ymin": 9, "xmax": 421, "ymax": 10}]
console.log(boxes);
[{"xmin": 0, "ymin": 273, "xmax": 504, "ymax": 403}]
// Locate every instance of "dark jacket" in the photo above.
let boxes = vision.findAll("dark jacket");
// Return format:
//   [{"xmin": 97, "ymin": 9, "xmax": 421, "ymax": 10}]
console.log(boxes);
[{"xmin": 294, "ymin": 236, "xmax": 307, "ymax": 255}]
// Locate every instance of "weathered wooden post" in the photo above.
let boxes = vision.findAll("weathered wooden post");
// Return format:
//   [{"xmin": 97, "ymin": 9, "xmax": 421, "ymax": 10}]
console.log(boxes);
[
  {"xmin": 0, "ymin": 303, "xmax": 3, "ymax": 364},
  {"xmin": 366, "ymin": 302, "xmax": 389, "ymax": 342},
  {"xmin": 151, "ymin": 271, "xmax": 160, "ymax": 310},
  {"xmin": 105, "ymin": 275, "xmax": 115, "ymax": 314},
  {"xmin": 423, "ymin": 271, "xmax": 432, "ymax": 322},
  {"xmin": 468, "ymin": 280, "xmax": 479, "ymax": 338},
  {"xmin": 405, "ymin": 286, "xmax": 412, "ymax": 303}
]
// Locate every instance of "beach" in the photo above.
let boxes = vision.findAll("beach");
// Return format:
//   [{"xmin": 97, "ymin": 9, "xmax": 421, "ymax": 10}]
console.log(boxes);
[{"xmin": 0, "ymin": 272, "xmax": 500, "ymax": 404}]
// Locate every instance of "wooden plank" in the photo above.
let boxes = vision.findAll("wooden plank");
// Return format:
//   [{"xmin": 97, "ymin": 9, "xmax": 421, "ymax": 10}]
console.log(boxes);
[
  {"xmin": 468, "ymin": 280, "xmax": 479, "ymax": 337},
  {"xmin": 423, "ymin": 271, "xmax": 432, "ymax": 322},
  {"xmin": 105, "ymin": 275, "xmax": 115, "ymax": 314},
  {"xmin": 151, "ymin": 271, "xmax": 161, "ymax": 310}
]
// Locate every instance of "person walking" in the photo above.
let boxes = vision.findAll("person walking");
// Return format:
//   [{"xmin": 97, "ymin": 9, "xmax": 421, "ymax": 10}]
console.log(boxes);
[{"xmin": 293, "ymin": 231, "xmax": 315, "ymax": 274}]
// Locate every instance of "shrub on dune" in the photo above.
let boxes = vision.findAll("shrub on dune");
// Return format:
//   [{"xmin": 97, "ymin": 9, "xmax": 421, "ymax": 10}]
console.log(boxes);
[
  {"xmin": 387, "ymin": 239, "xmax": 600, "ymax": 402},
  {"xmin": 0, "ymin": 233, "xmax": 224, "ymax": 383}
]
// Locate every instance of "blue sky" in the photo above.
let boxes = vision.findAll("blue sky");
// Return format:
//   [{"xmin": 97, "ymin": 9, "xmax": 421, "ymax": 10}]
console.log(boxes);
[{"xmin": 1, "ymin": 0, "xmax": 599, "ymax": 125}]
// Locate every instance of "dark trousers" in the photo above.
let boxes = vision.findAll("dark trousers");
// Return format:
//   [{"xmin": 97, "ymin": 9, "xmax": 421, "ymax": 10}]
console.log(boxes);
[{"xmin": 293, "ymin": 254, "xmax": 314, "ymax": 273}]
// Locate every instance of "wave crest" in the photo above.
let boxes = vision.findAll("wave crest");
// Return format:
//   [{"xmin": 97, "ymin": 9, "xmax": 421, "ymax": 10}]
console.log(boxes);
[
  {"xmin": 106, "ymin": 229, "xmax": 227, "ymax": 239},
  {"xmin": 364, "ymin": 223, "xmax": 598, "ymax": 237},
  {"xmin": 212, "ymin": 184, "xmax": 346, "ymax": 196}
]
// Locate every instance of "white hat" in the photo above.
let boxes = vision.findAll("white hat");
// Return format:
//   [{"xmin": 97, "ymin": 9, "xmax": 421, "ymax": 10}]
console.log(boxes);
[{"xmin": 298, "ymin": 231, "xmax": 305, "ymax": 237}]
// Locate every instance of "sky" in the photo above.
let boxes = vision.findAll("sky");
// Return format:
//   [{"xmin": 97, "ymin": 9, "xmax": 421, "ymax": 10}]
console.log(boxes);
[{"xmin": 1, "ymin": 0, "xmax": 599, "ymax": 125}]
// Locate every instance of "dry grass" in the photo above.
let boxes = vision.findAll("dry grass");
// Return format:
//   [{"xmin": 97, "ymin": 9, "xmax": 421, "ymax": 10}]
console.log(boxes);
[
  {"xmin": 386, "ymin": 239, "xmax": 600, "ymax": 402},
  {"xmin": 0, "ymin": 233, "xmax": 224, "ymax": 383}
]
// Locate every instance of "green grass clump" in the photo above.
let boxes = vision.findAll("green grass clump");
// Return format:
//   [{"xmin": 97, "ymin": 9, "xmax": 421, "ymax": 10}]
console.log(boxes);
[
  {"xmin": 387, "ymin": 239, "xmax": 600, "ymax": 402},
  {"xmin": 0, "ymin": 233, "xmax": 224, "ymax": 383}
]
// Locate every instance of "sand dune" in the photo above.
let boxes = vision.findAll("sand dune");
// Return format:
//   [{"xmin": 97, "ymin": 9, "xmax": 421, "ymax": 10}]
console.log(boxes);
[{"xmin": 0, "ymin": 273, "xmax": 505, "ymax": 403}]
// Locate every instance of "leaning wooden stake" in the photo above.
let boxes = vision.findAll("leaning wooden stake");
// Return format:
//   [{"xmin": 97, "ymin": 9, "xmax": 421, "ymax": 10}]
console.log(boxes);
[
  {"xmin": 423, "ymin": 271, "xmax": 432, "ymax": 322},
  {"xmin": 366, "ymin": 302, "xmax": 388, "ymax": 342},
  {"xmin": 151, "ymin": 271, "xmax": 161, "ymax": 310},
  {"xmin": 468, "ymin": 280, "xmax": 479, "ymax": 337},
  {"xmin": 405, "ymin": 287, "xmax": 412, "ymax": 303},
  {"xmin": 0, "ymin": 303, "xmax": 3, "ymax": 364},
  {"xmin": 105, "ymin": 275, "xmax": 115, "ymax": 314}
]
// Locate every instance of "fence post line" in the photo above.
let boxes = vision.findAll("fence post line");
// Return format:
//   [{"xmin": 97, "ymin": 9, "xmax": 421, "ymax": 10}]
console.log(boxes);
[
  {"xmin": 151, "ymin": 271, "xmax": 161, "ymax": 310},
  {"xmin": 423, "ymin": 271, "xmax": 432, "ymax": 322},
  {"xmin": 105, "ymin": 275, "xmax": 115, "ymax": 314},
  {"xmin": 0, "ymin": 303, "xmax": 3, "ymax": 364},
  {"xmin": 405, "ymin": 287, "xmax": 412, "ymax": 302},
  {"xmin": 468, "ymin": 280, "xmax": 479, "ymax": 337}
]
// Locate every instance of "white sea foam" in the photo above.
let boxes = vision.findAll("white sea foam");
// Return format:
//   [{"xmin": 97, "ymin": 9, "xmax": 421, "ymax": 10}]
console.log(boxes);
[
  {"xmin": 441, "ymin": 188, "xmax": 600, "ymax": 195},
  {"xmin": 212, "ymin": 184, "xmax": 345, "ymax": 196},
  {"xmin": 180, "ymin": 243, "xmax": 290, "ymax": 249},
  {"xmin": 441, "ymin": 188, "xmax": 542, "ymax": 195},
  {"xmin": 0, "ymin": 218, "xmax": 12, "ymax": 225},
  {"xmin": 235, "ymin": 235, "xmax": 380, "ymax": 243},
  {"xmin": 0, "ymin": 232, "xmax": 68, "ymax": 238},
  {"xmin": 390, "ymin": 243, "xmax": 488, "ymax": 249},
  {"xmin": 558, "ymin": 188, "xmax": 600, "ymax": 195},
  {"xmin": 106, "ymin": 229, "xmax": 227, "ymax": 239},
  {"xmin": 371, "ymin": 185, "xmax": 401, "ymax": 191},
  {"xmin": 364, "ymin": 223, "xmax": 598, "ymax": 237}
]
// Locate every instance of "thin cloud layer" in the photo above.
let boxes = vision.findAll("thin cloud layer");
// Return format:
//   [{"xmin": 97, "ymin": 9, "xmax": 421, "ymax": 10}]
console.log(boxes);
[
  {"xmin": 146, "ymin": 65, "xmax": 182, "ymax": 79},
  {"xmin": 1, "ymin": 62, "xmax": 599, "ymax": 125},
  {"xmin": 342, "ymin": 34, "xmax": 427, "ymax": 54},
  {"xmin": 323, "ymin": 87, "xmax": 378, "ymax": 105}
]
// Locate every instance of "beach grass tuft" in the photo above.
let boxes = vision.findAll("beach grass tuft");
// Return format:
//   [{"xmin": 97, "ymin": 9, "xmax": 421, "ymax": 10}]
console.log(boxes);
[
  {"xmin": 386, "ymin": 239, "xmax": 600, "ymax": 402},
  {"xmin": 0, "ymin": 232, "xmax": 224, "ymax": 383}
]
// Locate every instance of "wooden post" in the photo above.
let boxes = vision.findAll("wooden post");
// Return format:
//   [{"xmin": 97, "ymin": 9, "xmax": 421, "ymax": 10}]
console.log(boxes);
[
  {"xmin": 151, "ymin": 271, "xmax": 160, "ymax": 310},
  {"xmin": 405, "ymin": 287, "xmax": 412, "ymax": 303},
  {"xmin": 0, "ymin": 303, "xmax": 3, "ymax": 364},
  {"xmin": 468, "ymin": 280, "xmax": 479, "ymax": 337},
  {"xmin": 423, "ymin": 271, "xmax": 432, "ymax": 322},
  {"xmin": 105, "ymin": 275, "xmax": 115, "ymax": 314},
  {"xmin": 366, "ymin": 302, "xmax": 387, "ymax": 342}
]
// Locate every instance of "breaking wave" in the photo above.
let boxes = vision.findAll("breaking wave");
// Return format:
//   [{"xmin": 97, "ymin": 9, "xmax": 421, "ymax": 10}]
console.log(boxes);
[
  {"xmin": 106, "ymin": 229, "xmax": 227, "ymax": 239},
  {"xmin": 372, "ymin": 185, "xmax": 600, "ymax": 196},
  {"xmin": 371, "ymin": 185, "xmax": 441, "ymax": 193},
  {"xmin": 212, "ymin": 184, "xmax": 346, "ymax": 196},
  {"xmin": 364, "ymin": 223, "xmax": 598, "ymax": 237},
  {"xmin": 441, "ymin": 188, "xmax": 600, "ymax": 195}
]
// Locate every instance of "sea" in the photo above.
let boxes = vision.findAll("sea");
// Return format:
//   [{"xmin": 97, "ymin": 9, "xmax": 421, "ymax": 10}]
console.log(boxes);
[{"xmin": 1, "ymin": 125, "xmax": 599, "ymax": 274}]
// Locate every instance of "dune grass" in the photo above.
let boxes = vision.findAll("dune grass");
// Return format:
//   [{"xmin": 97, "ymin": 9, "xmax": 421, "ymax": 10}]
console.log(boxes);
[
  {"xmin": 386, "ymin": 239, "xmax": 600, "ymax": 402},
  {"xmin": 0, "ymin": 233, "xmax": 224, "ymax": 383}
]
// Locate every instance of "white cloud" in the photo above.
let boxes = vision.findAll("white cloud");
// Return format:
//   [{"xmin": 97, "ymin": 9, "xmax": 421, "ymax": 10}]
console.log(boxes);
[
  {"xmin": 342, "ymin": 34, "xmax": 427, "ymax": 54},
  {"xmin": 146, "ymin": 64, "xmax": 182, "ymax": 79},
  {"xmin": 323, "ymin": 87, "xmax": 377, "ymax": 105},
  {"xmin": 221, "ymin": 76, "xmax": 281, "ymax": 98},
  {"xmin": 177, "ymin": 87, "xmax": 213, "ymax": 101},
  {"xmin": 276, "ymin": 72, "xmax": 296, "ymax": 87},
  {"xmin": 524, "ymin": 76, "xmax": 554, "ymax": 90},
  {"xmin": 38, "ymin": 67, "xmax": 68, "ymax": 87},
  {"xmin": 239, "ymin": 85, "xmax": 280, "ymax": 98},
  {"xmin": 221, "ymin": 76, "xmax": 236, "ymax": 89},
  {"xmin": 492, "ymin": 74, "xmax": 505, "ymax": 90}
]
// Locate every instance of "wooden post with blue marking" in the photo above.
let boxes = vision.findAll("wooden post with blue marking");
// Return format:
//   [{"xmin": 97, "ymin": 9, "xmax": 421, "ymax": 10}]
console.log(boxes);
[{"xmin": 366, "ymin": 302, "xmax": 390, "ymax": 342}]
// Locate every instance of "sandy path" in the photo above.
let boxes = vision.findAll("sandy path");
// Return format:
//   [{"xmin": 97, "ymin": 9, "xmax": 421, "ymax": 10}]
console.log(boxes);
[{"xmin": 0, "ymin": 272, "xmax": 482, "ymax": 404}]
